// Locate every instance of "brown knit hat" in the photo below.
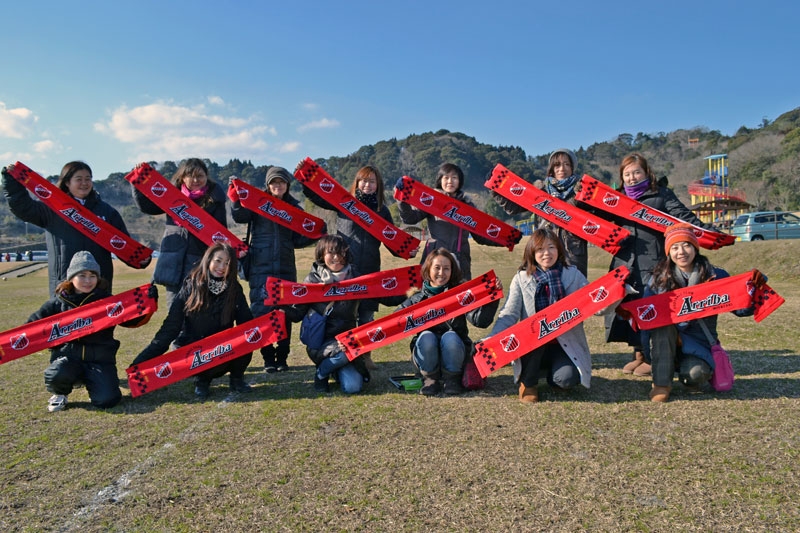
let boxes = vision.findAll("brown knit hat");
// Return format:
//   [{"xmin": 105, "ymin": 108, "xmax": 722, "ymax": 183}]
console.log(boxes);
[{"xmin": 664, "ymin": 223, "xmax": 699, "ymax": 254}]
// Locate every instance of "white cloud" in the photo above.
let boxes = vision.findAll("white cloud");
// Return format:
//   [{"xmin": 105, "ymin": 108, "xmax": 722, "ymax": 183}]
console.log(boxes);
[
  {"xmin": 297, "ymin": 118, "xmax": 340, "ymax": 133},
  {"xmin": 94, "ymin": 100, "xmax": 276, "ymax": 163},
  {"xmin": 277, "ymin": 141, "xmax": 301, "ymax": 153},
  {"xmin": 33, "ymin": 139, "xmax": 58, "ymax": 153},
  {"xmin": 208, "ymin": 96, "xmax": 225, "ymax": 106},
  {"xmin": 302, "ymin": 103, "xmax": 318, "ymax": 111},
  {"xmin": 0, "ymin": 102, "xmax": 38, "ymax": 139}
]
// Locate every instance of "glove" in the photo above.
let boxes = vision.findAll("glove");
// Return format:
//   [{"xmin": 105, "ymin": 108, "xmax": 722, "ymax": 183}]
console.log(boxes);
[
  {"xmin": 147, "ymin": 283, "xmax": 159, "ymax": 301},
  {"xmin": 227, "ymin": 180, "xmax": 240, "ymax": 202}
]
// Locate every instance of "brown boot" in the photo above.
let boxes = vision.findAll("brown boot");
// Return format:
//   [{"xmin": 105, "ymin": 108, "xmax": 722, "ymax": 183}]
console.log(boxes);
[
  {"xmin": 519, "ymin": 382, "xmax": 538, "ymax": 403},
  {"xmin": 649, "ymin": 384, "xmax": 671, "ymax": 402},
  {"xmin": 633, "ymin": 362, "xmax": 652, "ymax": 377},
  {"xmin": 622, "ymin": 351, "xmax": 645, "ymax": 374},
  {"xmin": 419, "ymin": 369, "xmax": 441, "ymax": 396}
]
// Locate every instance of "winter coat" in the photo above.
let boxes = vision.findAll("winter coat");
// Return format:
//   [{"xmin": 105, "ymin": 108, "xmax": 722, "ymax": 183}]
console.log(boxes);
[
  {"xmin": 132, "ymin": 279, "xmax": 252, "ymax": 365},
  {"xmin": 398, "ymin": 189, "xmax": 501, "ymax": 280},
  {"xmin": 396, "ymin": 283, "xmax": 499, "ymax": 356},
  {"xmin": 28, "ymin": 288, "xmax": 122, "ymax": 365},
  {"xmin": 490, "ymin": 265, "xmax": 594, "ymax": 388},
  {"xmin": 641, "ymin": 266, "xmax": 752, "ymax": 370},
  {"xmin": 133, "ymin": 181, "xmax": 228, "ymax": 288},
  {"xmin": 3, "ymin": 173, "xmax": 129, "ymax": 294},
  {"xmin": 231, "ymin": 190, "xmax": 319, "ymax": 315},
  {"xmin": 303, "ymin": 186, "xmax": 398, "ymax": 313}
]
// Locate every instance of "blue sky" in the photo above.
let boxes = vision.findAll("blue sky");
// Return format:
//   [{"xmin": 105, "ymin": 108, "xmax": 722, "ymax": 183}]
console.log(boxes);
[{"xmin": 1, "ymin": 1, "xmax": 798, "ymax": 181}]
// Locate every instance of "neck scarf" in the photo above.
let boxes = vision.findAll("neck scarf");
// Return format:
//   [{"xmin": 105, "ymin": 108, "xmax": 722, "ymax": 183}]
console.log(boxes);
[
  {"xmin": 423, "ymin": 281, "xmax": 447, "ymax": 295},
  {"xmin": 544, "ymin": 174, "xmax": 579, "ymax": 201},
  {"xmin": 354, "ymin": 189, "xmax": 379, "ymax": 210},
  {"xmin": 207, "ymin": 275, "xmax": 228, "ymax": 295},
  {"xmin": 181, "ymin": 184, "xmax": 208, "ymax": 200},
  {"xmin": 623, "ymin": 180, "xmax": 651, "ymax": 200},
  {"xmin": 533, "ymin": 265, "xmax": 565, "ymax": 312},
  {"xmin": 672, "ymin": 263, "xmax": 702, "ymax": 289}
]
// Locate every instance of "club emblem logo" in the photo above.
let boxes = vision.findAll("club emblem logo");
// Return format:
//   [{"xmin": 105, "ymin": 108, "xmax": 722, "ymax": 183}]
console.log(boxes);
[
  {"xmin": 637, "ymin": 304, "xmax": 657, "ymax": 322},
  {"xmin": 211, "ymin": 232, "xmax": 229, "ymax": 243},
  {"xmin": 589, "ymin": 287, "xmax": 609, "ymax": 303},
  {"xmin": 34, "ymin": 184, "xmax": 52, "ymax": 199},
  {"xmin": 245, "ymin": 327, "xmax": 262, "ymax": 343},
  {"xmin": 106, "ymin": 302, "xmax": 124, "ymax": 318},
  {"xmin": 510, "ymin": 183, "xmax": 526, "ymax": 196},
  {"xmin": 692, "ymin": 227, "xmax": 704, "ymax": 238},
  {"xmin": 382, "ymin": 277, "xmax": 398, "ymax": 290},
  {"xmin": 382, "ymin": 226, "xmax": 397, "ymax": 240},
  {"xmin": 420, "ymin": 192, "xmax": 434, "ymax": 207},
  {"xmin": 486, "ymin": 224, "xmax": 501, "ymax": 238},
  {"xmin": 10, "ymin": 334, "xmax": 29, "ymax": 350},
  {"xmin": 746, "ymin": 280, "xmax": 756, "ymax": 297},
  {"xmin": 302, "ymin": 218, "xmax": 316, "ymax": 233},
  {"xmin": 602, "ymin": 193, "xmax": 619, "ymax": 207},
  {"xmin": 501, "ymin": 334, "xmax": 519, "ymax": 352},
  {"xmin": 238, "ymin": 188, "xmax": 249, "ymax": 200},
  {"xmin": 151, "ymin": 183, "xmax": 167, "ymax": 197},
  {"xmin": 582, "ymin": 220, "xmax": 600, "ymax": 235},
  {"xmin": 319, "ymin": 179, "xmax": 335, "ymax": 193},
  {"xmin": 110, "ymin": 235, "xmax": 126, "ymax": 250},
  {"xmin": 291, "ymin": 285, "xmax": 308, "ymax": 297},
  {"xmin": 457, "ymin": 290, "xmax": 475, "ymax": 306},
  {"xmin": 155, "ymin": 362, "xmax": 173, "ymax": 378},
  {"xmin": 368, "ymin": 327, "xmax": 385, "ymax": 342}
]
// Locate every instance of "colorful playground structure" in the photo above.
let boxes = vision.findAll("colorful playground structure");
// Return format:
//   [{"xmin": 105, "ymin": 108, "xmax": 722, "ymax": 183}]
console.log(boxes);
[{"xmin": 687, "ymin": 154, "xmax": 751, "ymax": 228}]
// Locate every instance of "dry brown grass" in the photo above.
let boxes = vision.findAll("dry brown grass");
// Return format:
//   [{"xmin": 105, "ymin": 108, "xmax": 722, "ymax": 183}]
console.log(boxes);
[{"xmin": 0, "ymin": 240, "xmax": 798, "ymax": 532}]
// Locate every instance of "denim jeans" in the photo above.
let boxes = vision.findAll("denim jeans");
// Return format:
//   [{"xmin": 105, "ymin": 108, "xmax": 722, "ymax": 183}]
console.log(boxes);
[
  {"xmin": 413, "ymin": 330, "xmax": 465, "ymax": 374},
  {"xmin": 519, "ymin": 342, "xmax": 579, "ymax": 390},
  {"xmin": 316, "ymin": 350, "xmax": 364, "ymax": 394}
]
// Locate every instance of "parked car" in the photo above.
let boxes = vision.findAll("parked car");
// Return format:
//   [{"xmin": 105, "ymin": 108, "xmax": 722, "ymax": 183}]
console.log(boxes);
[{"xmin": 730, "ymin": 211, "xmax": 800, "ymax": 241}]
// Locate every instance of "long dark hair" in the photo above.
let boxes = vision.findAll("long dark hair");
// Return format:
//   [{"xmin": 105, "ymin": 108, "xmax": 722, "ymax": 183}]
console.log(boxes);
[
  {"xmin": 520, "ymin": 228, "xmax": 570, "ymax": 275},
  {"xmin": 421, "ymin": 248, "xmax": 462, "ymax": 289},
  {"xmin": 650, "ymin": 245, "xmax": 715, "ymax": 292},
  {"xmin": 184, "ymin": 242, "xmax": 240, "ymax": 323}
]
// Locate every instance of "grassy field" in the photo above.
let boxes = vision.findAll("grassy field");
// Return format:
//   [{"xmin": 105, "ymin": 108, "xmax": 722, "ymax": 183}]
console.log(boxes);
[{"xmin": 0, "ymin": 240, "xmax": 798, "ymax": 532}]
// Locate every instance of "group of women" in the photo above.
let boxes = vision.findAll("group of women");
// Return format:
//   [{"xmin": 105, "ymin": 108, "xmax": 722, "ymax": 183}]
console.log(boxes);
[{"xmin": 2, "ymin": 150, "xmax": 749, "ymax": 411}]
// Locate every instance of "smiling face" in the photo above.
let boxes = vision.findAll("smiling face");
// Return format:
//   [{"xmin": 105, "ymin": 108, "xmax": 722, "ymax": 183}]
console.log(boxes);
[
  {"xmin": 428, "ymin": 255, "xmax": 453, "ymax": 287},
  {"xmin": 669, "ymin": 241, "xmax": 697, "ymax": 273},
  {"xmin": 66, "ymin": 170, "xmax": 93, "ymax": 200},
  {"xmin": 71, "ymin": 270, "xmax": 98, "ymax": 294},
  {"xmin": 208, "ymin": 250, "xmax": 231, "ymax": 278},
  {"xmin": 621, "ymin": 162, "xmax": 647, "ymax": 187},
  {"xmin": 440, "ymin": 171, "xmax": 460, "ymax": 195},
  {"xmin": 324, "ymin": 249, "xmax": 347, "ymax": 272},
  {"xmin": 534, "ymin": 238, "xmax": 560, "ymax": 271},
  {"xmin": 357, "ymin": 172, "xmax": 378, "ymax": 195},
  {"xmin": 268, "ymin": 178, "xmax": 288, "ymax": 198},
  {"xmin": 551, "ymin": 154, "xmax": 573, "ymax": 181},
  {"xmin": 182, "ymin": 169, "xmax": 208, "ymax": 192}
]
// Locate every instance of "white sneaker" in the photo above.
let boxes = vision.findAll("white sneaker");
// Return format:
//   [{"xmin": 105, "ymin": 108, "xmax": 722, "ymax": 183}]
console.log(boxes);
[{"xmin": 48, "ymin": 394, "xmax": 67, "ymax": 412}]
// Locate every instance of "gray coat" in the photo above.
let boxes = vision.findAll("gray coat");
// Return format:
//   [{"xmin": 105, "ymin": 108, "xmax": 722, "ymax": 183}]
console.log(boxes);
[{"xmin": 490, "ymin": 265, "xmax": 595, "ymax": 388}]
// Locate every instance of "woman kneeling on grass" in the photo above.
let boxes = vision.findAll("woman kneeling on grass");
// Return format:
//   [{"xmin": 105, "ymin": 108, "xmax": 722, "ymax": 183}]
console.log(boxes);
[
  {"xmin": 29, "ymin": 251, "xmax": 148, "ymax": 412},
  {"xmin": 396, "ymin": 248, "xmax": 499, "ymax": 396},
  {"xmin": 644, "ymin": 223, "xmax": 753, "ymax": 403},
  {"xmin": 488, "ymin": 228, "xmax": 592, "ymax": 403},
  {"xmin": 132, "ymin": 242, "xmax": 254, "ymax": 399}
]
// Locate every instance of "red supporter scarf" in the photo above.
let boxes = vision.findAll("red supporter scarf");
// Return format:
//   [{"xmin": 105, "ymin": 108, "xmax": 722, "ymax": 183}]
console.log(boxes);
[
  {"xmin": 393, "ymin": 175, "xmax": 522, "ymax": 250},
  {"xmin": 337, "ymin": 270, "xmax": 503, "ymax": 361},
  {"xmin": 294, "ymin": 157, "xmax": 420, "ymax": 259},
  {"xmin": 485, "ymin": 164, "xmax": 630, "ymax": 255},
  {"xmin": 126, "ymin": 163, "xmax": 248, "ymax": 258},
  {"xmin": 228, "ymin": 179, "xmax": 326, "ymax": 239},
  {"xmin": 7, "ymin": 162, "xmax": 153, "ymax": 269},
  {"xmin": 576, "ymin": 175, "xmax": 736, "ymax": 250},
  {"xmin": 618, "ymin": 269, "xmax": 783, "ymax": 331},
  {"xmin": 126, "ymin": 310, "xmax": 287, "ymax": 397},
  {"xmin": 264, "ymin": 265, "xmax": 422, "ymax": 305},
  {"xmin": 0, "ymin": 285, "xmax": 157, "ymax": 366},
  {"xmin": 473, "ymin": 267, "xmax": 630, "ymax": 378}
]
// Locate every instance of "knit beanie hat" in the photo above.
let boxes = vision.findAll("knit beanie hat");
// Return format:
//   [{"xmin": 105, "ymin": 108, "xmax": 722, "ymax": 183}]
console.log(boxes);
[
  {"xmin": 265, "ymin": 166, "xmax": 292, "ymax": 186},
  {"xmin": 664, "ymin": 223, "xmax": 700, "ymax": 254},
  {"xmin": 549, "ymin": 148, "xmax": 578, "ymax": 170},
  {"xmin": 66, "ymin": 251, "xmax": 101, "ymax": 281}
]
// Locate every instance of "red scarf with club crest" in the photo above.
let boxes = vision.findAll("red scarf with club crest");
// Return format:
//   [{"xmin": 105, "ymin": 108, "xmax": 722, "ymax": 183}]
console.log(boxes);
[
  {"xmin": 485, "ymin": 164, "xmax": 630, "ymax": 255},
  {"xmin": 337, "ymin": 270, "xmax": 503, "ymax": 361},
  {"xmin": 126, "ymin": 163, "xmax": 248, "ymax": 258},
  {"xmin": 126, "ymin": 310, "xmax": 287, "ymax": 397},
  {"xmin": 576, "ymin": 174, "xmax": 735, "ymax": 250},
  {"xmin": 618, "ymin": 269, "xmax": 783, "ymax": 331},
  {"xmin": 6, "ymin": 162, "xmax": 153, "ymax": 269},
  {"xmin": 0, "ymin": 284, "xmax": 157, "ymax": 365},
  {"xmin": 294, "ymin": 157, "xmax": 420, "ymax": 259},
  {"xmin": 473, "ymin": 267, "xmax": 630, "ymax": 378},
  {"xmin": 394, "ymin": 175, "xmax": 522, "ymax": 250},
  {"xmin": 228, "ymin": 178, "xmax": 326, "ymax": 239},
  {"xmin": 264, "ymin": 265, "xmax": 421, "ymax": 305}
]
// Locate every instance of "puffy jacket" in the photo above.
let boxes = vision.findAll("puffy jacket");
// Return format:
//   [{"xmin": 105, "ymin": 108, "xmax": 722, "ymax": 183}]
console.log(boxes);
[
  {"xmin": 4, "ymin": 172, "xmax": 129, "ymax": 294},
  {"xmin": 132, "ymin": 181, "xmax": 228, "ymax": 288},
  {"xmin": 27, "ymin": 289, "xmax": 121, "ymax": 365}
]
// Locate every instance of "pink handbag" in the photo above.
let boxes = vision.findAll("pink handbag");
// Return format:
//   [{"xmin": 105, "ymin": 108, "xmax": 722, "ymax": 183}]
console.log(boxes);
[{"xmin": 709, "ymin": 342, "xmax": 734, "ymax": 392}]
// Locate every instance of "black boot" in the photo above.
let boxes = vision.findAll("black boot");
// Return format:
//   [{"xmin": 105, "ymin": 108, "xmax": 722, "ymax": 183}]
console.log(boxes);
[
  {"xmin": 419, "ymin": 369, "xmax": 441, "ymax": 396},
  {"xmin": 194, "ymin": 379, "xmax": 211, "ymax": 399},
  {"xmin": 229, "ymin": 376, "xmax": 252, "ymax": 393},
  {"xmin": 442, "ymin": 370, "xmax": 464, "ymax": 396}
]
